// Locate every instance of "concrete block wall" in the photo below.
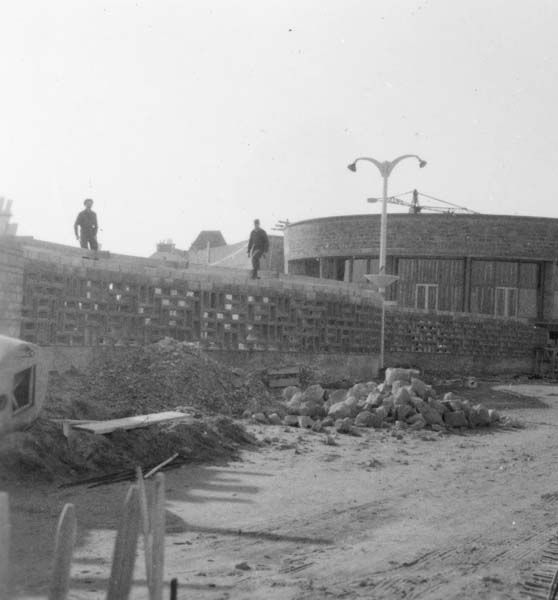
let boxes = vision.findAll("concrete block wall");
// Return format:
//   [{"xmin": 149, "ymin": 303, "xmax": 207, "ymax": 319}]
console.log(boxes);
[
  {"xmin": 0, "ymin": 239, "xmax": 24, "ymax": 337},
  {"xmin": 385, "ymin": 306, "xmax": 545, "ymax": 374},
  {"xmin": 0, "ymin": 236, "xmax": 545, "ymax": 376},
  {"xmin": 19, "ymin": 252, "xmax": 383, "ymax": 353}
]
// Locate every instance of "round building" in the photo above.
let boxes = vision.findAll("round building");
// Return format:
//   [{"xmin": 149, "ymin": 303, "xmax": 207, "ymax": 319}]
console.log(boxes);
[{"xmin": 284, "ymin": 213, "xmax": 558, "ymax": 328}]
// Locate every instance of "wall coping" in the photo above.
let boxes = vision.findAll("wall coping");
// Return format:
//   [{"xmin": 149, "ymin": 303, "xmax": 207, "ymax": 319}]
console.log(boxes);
[
  {"xmin": 18, "ymin": 237, "xmax": 383, "ymax": 306},
  {"xmin": 288, "ymin": 212, "xmax": 558, "ymax": 228}
]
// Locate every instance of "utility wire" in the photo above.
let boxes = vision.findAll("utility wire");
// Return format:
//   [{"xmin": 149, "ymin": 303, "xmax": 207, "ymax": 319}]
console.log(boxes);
[{"xmin": 392, "ymin": 190, "xmax": 478, "ymax": 214}]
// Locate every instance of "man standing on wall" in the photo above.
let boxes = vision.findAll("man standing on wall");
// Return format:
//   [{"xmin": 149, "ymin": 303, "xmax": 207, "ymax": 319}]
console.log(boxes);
[
  {"xmin": 74, "ymin": 199, "xmax": 98, "ymax": 251},
  {"xmin": 247, "ymin": 219, "xmax": 269, "ymax": 279}
]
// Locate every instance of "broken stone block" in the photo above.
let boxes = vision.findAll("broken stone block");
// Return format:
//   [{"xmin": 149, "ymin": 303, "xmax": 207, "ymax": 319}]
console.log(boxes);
[
  {"xmin": 299, "ymin": 400, "xmax": 327, "ymax": 419},
  {"xmin": 443, "ymin": 410, "xmax": 468, "ymax": 428},
  {"xmin": 328, "ymin": 389, "xmax": 348, "ymax": 405},
  {"xmin": 410, "ymin": 378, "xmax": 432, "ymax": 400},
  {"xmin": 242, "ymin": 409, "xmax": 252, "ymax": 419},
  {"xmin": 428, "ymin": 397, "xmax": 447, "ymax": 415},
  {"xmin": 448, "ymin": 398, "xmax": 464, "ymax": 413},
  {"xmin": 344, "ymin": 395, "xmax": 360, "ymax": 417},
  {"xmin": 268, "ymin": 413, "xmax": 282, "ymax": 425},
  {"xmin": 350, "ymin": 382, "xmax": 376, "ymax": 400},
  {"xmin": 253, "ymin": 412, "xmax": 268, "ymax": 424},
  {"xmin": 394, "ymin": 420, "xmax": 408, "ymax": 430},
  {"xmin": 302, "ymin": 384, "xmax": 325, "ymax": 404},
  {"xmin": 328, "ymin": 401, "xmax": 352, "ymax": 420},
  {"xmin": 391, "ymin": 380, "xmax": 407, "ymax": 396},
  {"xmin": 488, "ymin": 409, "xmax": 500, "ymax": 423},
  {"xmin": 410, "ymin": 396, "xmax": 427, "ymax": 412},
  {"xmin": 396, "ymin": 404, "xmax": 414, "ymax": 422},
  {"xmin": 375, "ymin": 406, "xmax": 388, "ymax": 421},
  {"xmin": 334, "ymin": 417, "xmax": 353, "ymax": 434},
  {"xmin": 377, "ymin": 383, "xmax": 389, "ymax": 393},
  {"xmin": 382, "ymin": 397, "xmax": 395, "ymax": 412},
  {"xmin": 469, "ymin": 404, "xmax": 490, "ymax": 427},
  {"xmin": 364, "ymin": 392, "xmax": 383, "ymax": 410},
  {"xmin": 408, "ymin": 414, "xmax": 426, "ymax": 430},
  {"xmin": 282, "ymin": 386, "xmax": 301, "ymax": 402},
  {"xmin": 443, "ymin": 392, "xmax": 454, "ymax": 403},
  {"xmin": 421, "ymin": 407, "xmax": 444, "ymax": 426},
  {"xmin": 461, "ymin": 399, "xmax": 472, "ymax": 416},
  {"xmin": 370, "ymin": 413, "xmax": 384, "ymax": 428},
  {"xmin": 430, "ymin": 424, "xmax": 445, "ymax": 432},
  {"xmin": 354, "ymin": 410, "xmax": 375, "ymax": 427},
  {"xmin": 298, "ymin": 415, "xmax": 314, "ymax": 429},
  {"xmin": 321, "ymin": 416, "xmax": 335, "ymax": 427},
  {"xmin": 286, "ymin": 391, "xmax": 304, "ymax": 415},
  {"xmin": 407, "ymin": 412, "xmax": 425, "ymax": 425},
  {"xmin": 394, "ymin": 387, "xmax": 412, "ymax": 406},
  {"xmin": 385, "ymin": 367, "xmax": 420, "ymax": 386},
  {"xmin": 283, "ymin": 415, "xmax": 299, "ymax": 427}
]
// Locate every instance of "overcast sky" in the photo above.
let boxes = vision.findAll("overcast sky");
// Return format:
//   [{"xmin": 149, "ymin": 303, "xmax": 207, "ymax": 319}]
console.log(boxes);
[{"xmin": 1, "ymin": 0, "xmax": 557, "ymax": 256}]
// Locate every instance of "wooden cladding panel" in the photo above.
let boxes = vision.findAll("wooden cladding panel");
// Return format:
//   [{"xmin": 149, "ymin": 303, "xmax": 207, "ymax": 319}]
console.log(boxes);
[
  {"xmin": 519, "ymin": 263, "xmax": 538, "ymax": 288},
  {"xmin": 471, "ymin": 260, "xmax": 538, "ymax": 316},
  {"xmin": 518, "ymin": 289, "xmax": 537, "ymax": 318},
  {"xmin": 397, "ymin": 258, "xmax": 464, "ymax": 312}
]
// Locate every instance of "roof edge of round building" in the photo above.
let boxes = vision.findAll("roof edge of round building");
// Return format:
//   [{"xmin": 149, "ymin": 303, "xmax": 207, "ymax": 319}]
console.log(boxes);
[{"xmin": 288, "ymin": 213, "xmax": 558, "ymax": 227}]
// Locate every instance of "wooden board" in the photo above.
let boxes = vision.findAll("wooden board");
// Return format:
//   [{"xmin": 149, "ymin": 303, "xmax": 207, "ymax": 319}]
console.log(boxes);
[
  {"xmin": 269, "ymin": 377, "xmax": 300, "ymax": 388},
  {"xmin": 72, "ymin": 411, "xmax": 191, "ymax": 435},
  {"xmin": 268, "ymin": 367, "xmax": 300, "ymax": 377}
]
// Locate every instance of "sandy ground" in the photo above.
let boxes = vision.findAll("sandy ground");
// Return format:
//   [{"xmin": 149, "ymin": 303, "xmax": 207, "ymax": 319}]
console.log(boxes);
[{"xmin": 7, "ymin": 383, "xmax": 558, "ymax": 599}]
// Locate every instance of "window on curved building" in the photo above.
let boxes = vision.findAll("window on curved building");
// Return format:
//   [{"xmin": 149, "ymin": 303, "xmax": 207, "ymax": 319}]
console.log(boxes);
[{"xmin": 416, "ymin": 284, "xmax": 438, "ymax": 311}]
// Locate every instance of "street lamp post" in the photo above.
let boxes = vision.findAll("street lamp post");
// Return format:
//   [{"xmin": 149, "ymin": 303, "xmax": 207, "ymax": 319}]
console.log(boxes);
[{"xmin": 347, "ymin": 154, "xmax": 427, "ymax": 371}]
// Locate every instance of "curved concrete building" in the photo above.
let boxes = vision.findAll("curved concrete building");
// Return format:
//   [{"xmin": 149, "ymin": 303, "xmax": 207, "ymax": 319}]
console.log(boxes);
[{"xmin": 285, "ymin": 213, "xmax": 558, "ymax": 329}]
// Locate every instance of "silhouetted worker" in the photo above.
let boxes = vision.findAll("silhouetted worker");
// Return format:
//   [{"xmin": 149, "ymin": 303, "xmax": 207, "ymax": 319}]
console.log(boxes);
[
  {"xmin": 247, "ymin": 219, "xmax": 269, "ymax": 279},
  {"xmin": 74, "ymin": 198, "xmax": 98, "ymax": 250}
]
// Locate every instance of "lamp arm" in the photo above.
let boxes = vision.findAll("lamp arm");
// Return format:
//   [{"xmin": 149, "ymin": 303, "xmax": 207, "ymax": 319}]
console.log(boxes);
[
  {"xmin": 352, "ymin": 157, "xmax": 387, "ymax": 177},
  {"xmin": 386, "ymin": 154, "xmax": 425, "ymax": 176}
]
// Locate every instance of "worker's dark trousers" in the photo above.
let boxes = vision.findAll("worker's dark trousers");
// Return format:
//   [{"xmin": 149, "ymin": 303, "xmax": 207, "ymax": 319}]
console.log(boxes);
[
  {"xmin": 80, "ymin": 230, "xmax": 98, "ymax": 251},
  {"xmin": 251, "ymin": 249, "xmax": 264, "ymax": 279}
]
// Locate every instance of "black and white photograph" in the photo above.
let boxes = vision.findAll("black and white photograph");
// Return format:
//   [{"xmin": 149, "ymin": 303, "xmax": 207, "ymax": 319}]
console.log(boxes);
[{"xmin": 0, "ymin": 1, "xmax": 558, "ymax": 598}]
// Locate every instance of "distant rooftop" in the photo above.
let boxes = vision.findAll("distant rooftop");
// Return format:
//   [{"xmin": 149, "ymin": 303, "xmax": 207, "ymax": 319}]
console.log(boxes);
[{"xmin": 189, "ymin": 230, "xmax": 226, "ymax": 251}]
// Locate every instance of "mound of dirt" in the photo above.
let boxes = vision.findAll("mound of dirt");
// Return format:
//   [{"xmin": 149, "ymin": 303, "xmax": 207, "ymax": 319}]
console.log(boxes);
[
  {"xmin": 0, "ymin": 416, "xmax": 256, "ymax": 481},
  {"xmin": 0, "ymin": 338, "xmax": 267, "ymax": 480},
  {"xmin": 46, "ymin": 337, "xmax": 272, "ymax": 421}
]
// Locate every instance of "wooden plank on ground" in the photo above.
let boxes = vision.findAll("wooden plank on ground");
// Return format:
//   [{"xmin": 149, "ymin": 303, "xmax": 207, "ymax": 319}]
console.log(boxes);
[
  {"xmin": 268, "ymin": 378, "xmax": 300, "ymax": 388},
  {"xmin": 73, "ymin": 412, "xmax": 191, "ymax": 435},
  {"xmin": 268, "ymin": 367, "xmax": 300, "ymax": 377}
]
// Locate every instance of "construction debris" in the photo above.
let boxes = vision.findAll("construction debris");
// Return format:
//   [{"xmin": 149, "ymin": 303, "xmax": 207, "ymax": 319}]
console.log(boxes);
[
  {"xmin": 255, "ymin": 368, "xmax": 507, "ymax": 434},
  {"xmin": 0, "ymin": 338, "xmax": 268, "ymax": 480}
]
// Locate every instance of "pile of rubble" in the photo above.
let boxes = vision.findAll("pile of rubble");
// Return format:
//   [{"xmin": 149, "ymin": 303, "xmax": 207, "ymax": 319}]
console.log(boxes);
[{"xmin": 250, "ymin": 368, "xmax": 503, "ymax": 434}]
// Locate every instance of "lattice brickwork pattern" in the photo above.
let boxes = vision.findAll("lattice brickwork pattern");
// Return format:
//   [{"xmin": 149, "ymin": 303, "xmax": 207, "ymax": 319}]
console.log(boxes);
[{"xmin": 20, "ymin": 260, "xmax": 382, "ymax": 353}]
